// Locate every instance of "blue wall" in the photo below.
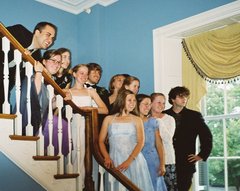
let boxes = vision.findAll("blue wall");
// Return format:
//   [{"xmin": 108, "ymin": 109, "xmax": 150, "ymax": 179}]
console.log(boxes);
[
  {"xmin": 0, "ymin": 0, "xmax": 234, "ymax": 189},
  {"xmin": 1, "ymin": 0, "xmax": 79, "ymax": 65},
  {"xmin": 76, "ymin": 0, "xmax": 234, "ymax": 94},
  {"xmin": 1, "ymin": 0, "xmax": 234, "ymax": 94},
  {"xmin": 0, "ymin": 152, "xmax": 46, "ymax": 191}
]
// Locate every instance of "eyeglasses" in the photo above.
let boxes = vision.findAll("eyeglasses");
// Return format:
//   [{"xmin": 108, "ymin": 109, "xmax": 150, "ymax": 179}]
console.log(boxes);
[{"xmin": 48, "ymin": 58, "xmax": 61, "ymax": 65}]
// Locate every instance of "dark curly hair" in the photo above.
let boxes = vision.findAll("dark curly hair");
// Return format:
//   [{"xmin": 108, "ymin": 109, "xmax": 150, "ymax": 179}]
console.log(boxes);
[{"xmin": 168, "ymin": 86, "xmax": 190, "ymax": 105}]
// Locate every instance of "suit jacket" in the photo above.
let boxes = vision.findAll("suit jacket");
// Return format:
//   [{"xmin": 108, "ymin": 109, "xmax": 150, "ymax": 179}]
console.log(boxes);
[
  {"xmin": 5, "ymin": 24, "xmax": 42, "ymax": 89},
  {"xmin": 164, "ymin": 107, "xmax": 212, "ymax": 173},
  {"xmin": 85, "ymin": 84, "xmax": 110, "ymax": 128},
  {"xmin": 95, "ymin": 86, "xmax": 110, "ymax": 109},
  {"xmin": 95, "ymin": 85, "xmax": 110, "ymax": 128},
  {"xmin": 0, "ymin": 24, "xmax": 42, "ymax": 112}
]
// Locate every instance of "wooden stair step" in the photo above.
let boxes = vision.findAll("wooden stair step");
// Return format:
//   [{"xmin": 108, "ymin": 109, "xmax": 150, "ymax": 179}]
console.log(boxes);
[
  {"xmin": 0, "ymin": 113, "xmax": 17, "ymax": 119},
  {"xmin": 32, "ymin": 155, "xmax": 60, "ymax": 160},
  {"xmin": 9, "ymin": 135, "xmax": 39, "ymax": 141},
  {"xmin": 54, "ymin": 173, "xmax": 79, "ymax": 179}
]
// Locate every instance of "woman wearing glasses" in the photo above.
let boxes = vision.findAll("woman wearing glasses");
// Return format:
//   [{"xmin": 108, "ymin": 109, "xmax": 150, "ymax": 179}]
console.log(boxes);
[
  {"xmin": 53, "ymin": 48, "xmax": 72, "ymax": 89},
  {"xmin": 19, "ymin": 49, "xmax": 70, "ymax": 156}
]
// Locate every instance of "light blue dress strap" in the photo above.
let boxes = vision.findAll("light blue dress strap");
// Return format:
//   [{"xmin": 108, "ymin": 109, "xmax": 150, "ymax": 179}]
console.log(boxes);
[{"xmin": 110, "ymin": 113, "xmax": 118, "ymax": 123}]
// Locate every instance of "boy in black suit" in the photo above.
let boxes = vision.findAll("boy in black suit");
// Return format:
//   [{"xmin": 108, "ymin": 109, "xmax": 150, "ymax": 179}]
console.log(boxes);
[
  {"xmin": 85, "ymin": 62, "xmax": 110, "ymax": 127},
  {"xmin": 164, "ymin": 86, "xmax": 212, "ymax": 191}
]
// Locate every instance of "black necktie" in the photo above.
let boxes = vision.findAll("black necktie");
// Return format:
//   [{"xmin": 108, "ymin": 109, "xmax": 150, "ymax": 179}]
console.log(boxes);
[{"xmin": 85, "ymin": 83, "xmax": 97, "ymax": 89}]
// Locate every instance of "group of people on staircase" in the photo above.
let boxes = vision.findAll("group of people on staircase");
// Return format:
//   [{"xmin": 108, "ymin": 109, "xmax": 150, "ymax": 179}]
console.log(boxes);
[{"xmin": 0, "ymin": 21, "xmax": 212, "ymax": 191}]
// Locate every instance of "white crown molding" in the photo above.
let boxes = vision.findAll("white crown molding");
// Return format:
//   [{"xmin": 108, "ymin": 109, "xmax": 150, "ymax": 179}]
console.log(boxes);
[
  {"xmin": 153, "ymin": 0, "xmax": 240, "ymax": 38},
  {"xmin": 35, "ymin": 0, "xmax": 118, "ymax": 15}
]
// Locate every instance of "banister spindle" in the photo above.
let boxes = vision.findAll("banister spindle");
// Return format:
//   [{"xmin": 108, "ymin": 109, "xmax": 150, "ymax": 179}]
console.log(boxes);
[
  {"xmin": 14, "ymin": 49, "xmax": 22, "ymax": 135},
  {"xmin": 47, "ymin": 85, "xmax": 54, "ymax": 156},
  {"xmin": 66, "ymin": 105, "xmax": 73, "ymax": 173},
  {"xmin": 56, "ymin": 94, "xmax": 64, "ymax": 174},
  {"xmin": 2, "ymin": 37, "xmax": 10, "ymax": 114},
  {"xmin": 25, "ymin": 61, "xmax": 33, "ymax": 136}
]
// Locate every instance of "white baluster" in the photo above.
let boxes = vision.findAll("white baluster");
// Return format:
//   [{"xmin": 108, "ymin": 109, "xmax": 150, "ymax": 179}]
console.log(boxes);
[
  {"xmin": 14, "ymin": 50, "xmax": 22, "ymax": 135},
  {"xmin": 119, "ymin": 182, "xmax": 126, "ymax": 191},
  {"xmin": 108, "ymin": 173, "xmax": 116, "ymax": 191},
  {"xmin": 65, "ymin": 105, "xmax": 73, "ymax": 173},
  {"xmin": 47, "ymin": 85, "xmax": 54, "ymax": 156},
  {"xmin": 37, "ymin": 124, "xmax": 44, "ymax": 156},
  {"xmin": 56, "ymin": 95, "xmax": 64, "ymax": 174},
  {"xmin": 25, "ymin": 62, "xmax": 33, "ymax": 136},
  {"xmin": 70, "ymin": 112, "xmax": 84, "ymax": 190},
  {"xmin": 109, "ymin": 173, "xmax": 126, "ymax": 191},
  {"xmin": 35, "ymin": 70, "xmax": 44, "ymax": 155},
  {"xmin": 99, "ymin": 165, "xmax": 106, "ymax": 191},
  {"xmin": 2, "ymin": 37, "xmax": 10, "ymax": 114}
]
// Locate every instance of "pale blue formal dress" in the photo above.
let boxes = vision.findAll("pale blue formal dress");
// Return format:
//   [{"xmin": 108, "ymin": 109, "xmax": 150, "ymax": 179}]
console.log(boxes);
[
  {"xmin": 108, "ymin": 116, "xmax": 154, "ymax": 191},
  {"xmin": 142, "ymin": 117, "xmax": 167, "ymax": 191}
]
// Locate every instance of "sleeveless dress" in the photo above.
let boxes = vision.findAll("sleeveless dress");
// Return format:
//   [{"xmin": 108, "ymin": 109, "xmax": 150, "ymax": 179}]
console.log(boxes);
[
  {"xmin": 108, "ymin": 116, "xmax": 154, "ymax": 191},
  {"xmin": 142, "ymin": 117, "xmax": 167, "ymax": 191},
  {"xmin": 71, "ymin": 92, "xmax": 92, "ymax": 188}
]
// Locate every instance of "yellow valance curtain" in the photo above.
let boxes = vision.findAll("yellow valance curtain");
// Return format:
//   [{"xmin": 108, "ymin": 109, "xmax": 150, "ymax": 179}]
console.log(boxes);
[
  {"xmin": 182, "ymin": 23, "xmax": 240, "ymax": 83},
  {"xmin": 182, "ymin": 50, "xmax": 206, "ymax": 111}
]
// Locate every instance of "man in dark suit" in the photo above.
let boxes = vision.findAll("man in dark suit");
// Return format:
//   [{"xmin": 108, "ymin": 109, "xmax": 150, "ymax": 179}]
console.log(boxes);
[
  {"xmin": 85, "ymin": 62, "xmax": 110, "ymax": 127},
  {"xmin": 164, "ymin": 86, "xmax": 212, "ymax": 191},
  {"xmin": 0, "ymin": 22, "xmax": 57, "ymax": 113},
  {"xmin": 84, "ymin": 62, "xmax": 110, "ymax": 191}
]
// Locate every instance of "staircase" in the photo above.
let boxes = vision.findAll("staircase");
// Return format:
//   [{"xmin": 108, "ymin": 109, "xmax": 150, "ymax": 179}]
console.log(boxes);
[
  {"xmin": 0, "ymin": 115, "xmax": 78, "ymax": 191},
  {"xmin": 0, "ymin": 22, "xmax": 140, "ymax": 191}
]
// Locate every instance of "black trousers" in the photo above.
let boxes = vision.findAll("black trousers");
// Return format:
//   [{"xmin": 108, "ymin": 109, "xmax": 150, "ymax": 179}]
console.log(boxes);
[{"xmin": 176, "ymin": 168, "xmax": 194, "ymax": 191}]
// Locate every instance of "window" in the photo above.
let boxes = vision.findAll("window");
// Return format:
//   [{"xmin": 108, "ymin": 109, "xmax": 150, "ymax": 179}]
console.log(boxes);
[{"xmin": 200, "ymin": 81, "xmax": 240, "ymax": 191}]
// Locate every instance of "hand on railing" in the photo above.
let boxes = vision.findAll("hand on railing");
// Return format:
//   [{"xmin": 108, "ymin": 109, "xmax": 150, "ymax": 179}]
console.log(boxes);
[
  {"xmin": 34, "ymin": 61, "xmax": 44, "ymax": 73},
  {"xmin": 103, "ymin": 156, "xmax": 114, "ymax": 169},
  {"xmin": 62, "ymin": 89, "xmax": 72, "ymax": 101},
  {"xmin": 24, "ymin": 48, "xmax": 31, "ymax": 56}
]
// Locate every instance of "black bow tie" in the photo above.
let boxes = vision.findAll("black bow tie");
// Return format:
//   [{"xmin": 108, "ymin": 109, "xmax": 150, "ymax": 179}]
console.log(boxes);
[{"xmin": 85, "ymin": 83, "xmax": 97, "ymax": 89}]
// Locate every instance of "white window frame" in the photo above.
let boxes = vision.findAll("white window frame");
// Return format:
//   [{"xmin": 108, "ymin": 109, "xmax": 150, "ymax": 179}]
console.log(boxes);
[
  {"xmin": 153, "ymin": 1, "xmax": 240, "ymax": 190},
  {"xmin": 203, "ymin": 83, "xmax": 240, "ymax": 191}
]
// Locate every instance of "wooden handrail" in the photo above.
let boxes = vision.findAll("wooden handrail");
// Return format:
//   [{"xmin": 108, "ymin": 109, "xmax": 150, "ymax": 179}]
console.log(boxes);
[
  {"xmin": 0, "ymin": 22, "xmax": 140, "ymax": 191},
  {"xmin": 0, "ymin": 22, "xmax": 83, "ymax": 115}
]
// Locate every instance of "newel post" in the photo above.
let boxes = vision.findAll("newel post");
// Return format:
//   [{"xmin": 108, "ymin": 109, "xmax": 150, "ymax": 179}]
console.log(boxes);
[{"xmin": 84, "ymin": 112, "xmax": 95, "ymax": 191}]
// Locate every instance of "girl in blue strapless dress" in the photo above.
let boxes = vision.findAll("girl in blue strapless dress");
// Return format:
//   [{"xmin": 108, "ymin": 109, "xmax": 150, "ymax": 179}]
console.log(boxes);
[
  {"xmin": 136, "ymin": 94, "xmax": 167, "ymax": 191},
  {"xmin": 99, "ymin": 89, "xmax": 154, "ymax": 191}
]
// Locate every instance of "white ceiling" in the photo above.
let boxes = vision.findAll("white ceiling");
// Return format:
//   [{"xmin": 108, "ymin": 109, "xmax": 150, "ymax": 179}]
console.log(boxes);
[{"xmin": 35, "ymin": 0, "xmax": 118, "ymax": 15}]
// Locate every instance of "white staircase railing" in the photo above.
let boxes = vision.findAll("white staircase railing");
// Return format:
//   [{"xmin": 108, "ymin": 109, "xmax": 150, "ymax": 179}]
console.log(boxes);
[{"xmin": 0, "ymin": 22, "xmax": 141, "ymax": 191}]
